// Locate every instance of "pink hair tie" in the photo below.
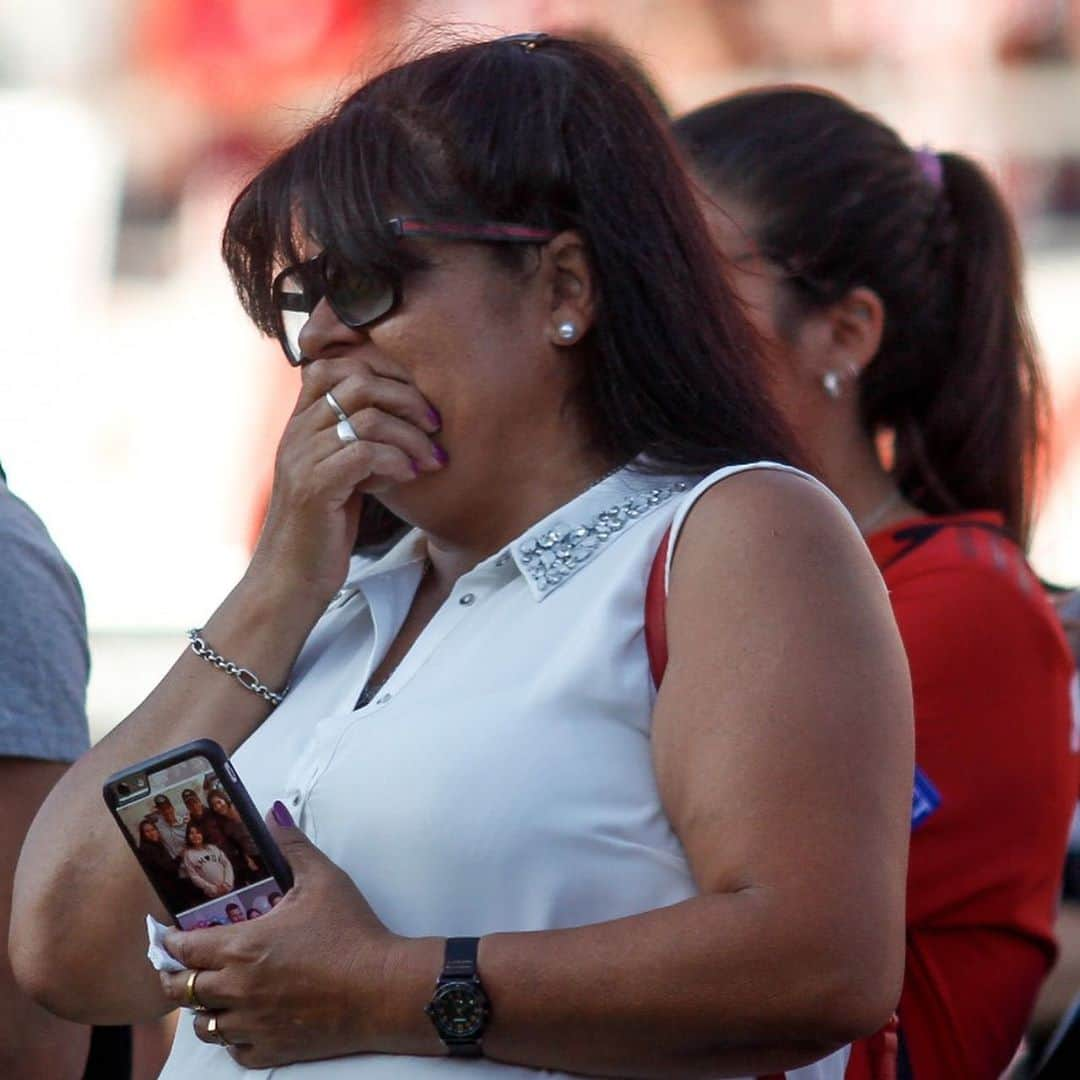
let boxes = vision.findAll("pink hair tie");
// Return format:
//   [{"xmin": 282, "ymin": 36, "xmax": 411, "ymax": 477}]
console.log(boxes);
[{"xmin": 914, "ymin": 145, "xmax": 944, "ymax": 190}]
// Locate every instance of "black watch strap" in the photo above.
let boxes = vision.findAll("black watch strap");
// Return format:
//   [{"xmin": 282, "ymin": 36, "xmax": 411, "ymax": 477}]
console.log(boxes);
[
  {"xmin": 442, "ymin": 936, "xmax": 479, "ymax": 978},
  {"xmin": 449, "ymin": 1041, "xmax": 481, "ymax": 1058}
]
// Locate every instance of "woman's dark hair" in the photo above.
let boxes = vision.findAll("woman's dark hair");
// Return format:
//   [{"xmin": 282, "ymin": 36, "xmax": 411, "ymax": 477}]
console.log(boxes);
[
  {"xmin": 223, "ymin": 33, "xmax": 795, "ymax": 546},
  {"xmin": 138, "ymin": 818, "xmax": 159, "ymax": 845},
  {"xmin": 185, "ymin": 821, "xmax": 204, "ymax": 845},
  {"xmin": 673, "ymin": 87, "xmax": 1045, "ymax": 545}
]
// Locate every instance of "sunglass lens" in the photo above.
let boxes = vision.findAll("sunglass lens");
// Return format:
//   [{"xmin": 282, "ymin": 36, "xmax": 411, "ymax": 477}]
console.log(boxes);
[{"xmin": 323, "ymin": 257, "xmax": 396, "ymax": 328}]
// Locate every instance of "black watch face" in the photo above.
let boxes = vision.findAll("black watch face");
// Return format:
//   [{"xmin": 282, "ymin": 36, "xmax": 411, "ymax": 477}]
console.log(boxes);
[{"xmin": 430, "ymin": 980, "xmax": 488, "ymax": 1040}]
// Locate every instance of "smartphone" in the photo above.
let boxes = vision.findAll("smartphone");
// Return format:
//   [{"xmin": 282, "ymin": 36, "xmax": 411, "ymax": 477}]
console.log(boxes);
[{"xmin": 103, "ymin": 738, "xmax": 292, "ymax": 930}]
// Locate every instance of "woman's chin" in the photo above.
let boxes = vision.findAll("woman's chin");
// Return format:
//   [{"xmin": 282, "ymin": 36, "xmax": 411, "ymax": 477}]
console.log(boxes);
[{"xmin": 374, "ymin": 474, "xmax": 442, "ymax": 516}]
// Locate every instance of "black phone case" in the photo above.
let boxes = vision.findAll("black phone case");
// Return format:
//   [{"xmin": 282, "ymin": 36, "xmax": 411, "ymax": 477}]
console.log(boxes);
[{"xmin": 103, "ymin": 738, "xmax": 293, "ymax": 926}]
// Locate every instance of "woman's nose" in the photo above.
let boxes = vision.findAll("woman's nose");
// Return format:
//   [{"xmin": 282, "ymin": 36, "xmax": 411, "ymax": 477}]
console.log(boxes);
[{"xmin": 296, "ymin": 297, "xmax": 361, "ymax": 362}]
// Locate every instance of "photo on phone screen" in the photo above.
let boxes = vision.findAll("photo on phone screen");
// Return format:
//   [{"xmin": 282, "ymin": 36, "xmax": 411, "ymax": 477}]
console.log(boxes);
[{"xmin": 110, "ymin": 751, "xmax": 286, "ymax": 930}]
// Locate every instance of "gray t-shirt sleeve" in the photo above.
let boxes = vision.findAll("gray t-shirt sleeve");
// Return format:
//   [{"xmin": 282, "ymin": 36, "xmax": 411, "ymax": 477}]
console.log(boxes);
[{"xmin": 0, "ymin": 482, "xmax": 91, "ymax": 762}]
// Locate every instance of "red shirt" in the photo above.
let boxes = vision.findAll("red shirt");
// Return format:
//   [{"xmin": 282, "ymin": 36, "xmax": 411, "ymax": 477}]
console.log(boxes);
[{"xmin": 857, "ymin": 512, "xmax": 1078, "ymax": 1080}]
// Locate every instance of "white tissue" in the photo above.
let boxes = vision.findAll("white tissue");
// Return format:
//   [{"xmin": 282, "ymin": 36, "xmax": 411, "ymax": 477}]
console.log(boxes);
[{"xmin": 146, "ymin": 913, "xmax": 186, "ymax": 973}]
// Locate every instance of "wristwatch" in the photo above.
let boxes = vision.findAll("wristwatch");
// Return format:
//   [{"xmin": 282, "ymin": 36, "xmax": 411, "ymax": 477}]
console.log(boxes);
[{"xmin": 424, "ymin": 937, "xmax": 491, "ymax": 1056}]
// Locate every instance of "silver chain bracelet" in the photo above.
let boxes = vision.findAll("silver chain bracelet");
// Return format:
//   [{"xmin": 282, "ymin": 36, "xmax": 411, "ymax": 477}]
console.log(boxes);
[{"xmin": 186, "ymin": 629, "xmax": 288, "ymax": 707}]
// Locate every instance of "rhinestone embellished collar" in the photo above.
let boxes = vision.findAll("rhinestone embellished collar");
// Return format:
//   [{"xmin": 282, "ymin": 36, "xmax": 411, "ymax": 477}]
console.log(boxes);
[
  {"xmin": 514, "ymin": 470, "xmax": 693, "ymax": 599},
  {"xmin": 336, "ymin": 466, "xmax": 698, "ymax": 606}
]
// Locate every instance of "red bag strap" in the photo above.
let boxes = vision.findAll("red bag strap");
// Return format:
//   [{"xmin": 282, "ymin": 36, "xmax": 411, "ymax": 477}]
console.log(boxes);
[{"xmin": 645, "ymin": 528, "xmax": 671, "ymax": 685}]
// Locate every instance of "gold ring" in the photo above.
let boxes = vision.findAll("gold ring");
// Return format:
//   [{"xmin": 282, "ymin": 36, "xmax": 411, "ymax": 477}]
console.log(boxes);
[
  {"xmin": 207, "ymin": 1013, "xmax": 229, "ymax": 1047},
  {"xmin": 184, "ymin": 969, "xmax": 207, "ymax": 1012}
]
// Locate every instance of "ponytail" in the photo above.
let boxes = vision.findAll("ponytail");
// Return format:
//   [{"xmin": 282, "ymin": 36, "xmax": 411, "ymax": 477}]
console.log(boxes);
[{"xmin": 884, "ymin": 152, "xmax": 1044, "ymax": 545}]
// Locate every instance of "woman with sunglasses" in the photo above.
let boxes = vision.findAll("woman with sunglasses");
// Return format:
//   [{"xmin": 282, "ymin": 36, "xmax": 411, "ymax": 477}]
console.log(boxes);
[
  {"xmin": 674, "ymin": 89, "xmax": 1079, "ymax": 1080},
  {"xmin": 13, "ymin": 35, "xmax": 912, "ymax": 1079}
]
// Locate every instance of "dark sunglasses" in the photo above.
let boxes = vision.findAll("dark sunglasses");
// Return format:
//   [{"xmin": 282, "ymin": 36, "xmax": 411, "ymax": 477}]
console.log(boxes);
[{"xmin": 271, "ymin": 216, "xmax": 558, "ymax": 365}]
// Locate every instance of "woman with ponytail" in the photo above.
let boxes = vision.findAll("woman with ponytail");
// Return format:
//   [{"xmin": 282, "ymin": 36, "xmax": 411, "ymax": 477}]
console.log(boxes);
[{"xmin": 675, "ymin": 89, "xmax": 1079, "ymax": 1080}]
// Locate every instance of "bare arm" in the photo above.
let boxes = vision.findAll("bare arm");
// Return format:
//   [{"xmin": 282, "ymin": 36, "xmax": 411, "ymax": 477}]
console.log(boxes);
[
  {"xmin": 10, "ymin": 578, "xmax": 321, "ymax": 1023},
  {"xmin": 1, "ymin": 757, "xmax": 91, "ymax": 1078},
  {"xmin": 9, "ymin": 355, "xmax": 444, "ymax": 1024}
]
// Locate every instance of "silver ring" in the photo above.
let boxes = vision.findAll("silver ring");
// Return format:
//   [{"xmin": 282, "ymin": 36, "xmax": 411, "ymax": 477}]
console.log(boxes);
[
  {"xmin": 336, "ymin": 419, "xmax": 360, "ymax": 445},
  {"xmin": 325, "ymin": 391, "xmax": 350, "ymax": 424}
]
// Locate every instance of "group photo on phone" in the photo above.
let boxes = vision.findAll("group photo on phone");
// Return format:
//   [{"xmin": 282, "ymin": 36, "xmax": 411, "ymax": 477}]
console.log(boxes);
[{"xmin": 113, "ymin": 756, "xmax": 273, "ymax": 930}]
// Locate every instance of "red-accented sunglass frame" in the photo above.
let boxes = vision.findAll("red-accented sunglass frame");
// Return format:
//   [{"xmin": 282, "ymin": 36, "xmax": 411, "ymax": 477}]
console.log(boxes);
[{"xmin": 271, "ymin": 216, "xmax": 558, "ymax": 365}]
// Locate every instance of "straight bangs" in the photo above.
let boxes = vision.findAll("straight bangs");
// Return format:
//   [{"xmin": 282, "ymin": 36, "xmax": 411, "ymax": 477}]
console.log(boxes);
[{"xmin": 222, "ymin": 92, "xmax": 453, "ymax": 338}]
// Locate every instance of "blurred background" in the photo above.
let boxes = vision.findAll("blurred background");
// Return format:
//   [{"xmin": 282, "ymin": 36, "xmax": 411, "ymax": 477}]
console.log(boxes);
[{"xmin": 2, "ymin": 0, "xmax": 1079, "ymax": 742}]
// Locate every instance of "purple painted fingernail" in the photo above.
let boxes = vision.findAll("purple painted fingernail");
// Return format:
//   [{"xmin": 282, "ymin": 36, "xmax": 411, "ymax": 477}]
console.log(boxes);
[
  {"xmin": 272, "ymin": 800, "xmax": 295, "ymax": 828},
  {"xmin": 427, "ymin": 407, "xmax": 442, "ymax": 430},
  {"xmin": 433, "ymin": 445, "xmax": 449, "ymax": 466}
]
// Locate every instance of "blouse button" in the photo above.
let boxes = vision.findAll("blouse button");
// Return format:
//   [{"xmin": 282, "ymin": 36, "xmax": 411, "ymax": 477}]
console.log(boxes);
[{"xmin": 459, "ymin": 593, "xmax": 476, "ymax": 606}]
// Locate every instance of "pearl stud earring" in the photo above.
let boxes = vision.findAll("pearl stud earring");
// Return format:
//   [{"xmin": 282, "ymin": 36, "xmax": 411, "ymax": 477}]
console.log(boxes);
[
  {"xmin": 556, "ymin": 321, "xmax": 577, "ymax": 342},
  {"xmin": 822, "ymin": 371, "xmax": 843, "ymax": 399}
]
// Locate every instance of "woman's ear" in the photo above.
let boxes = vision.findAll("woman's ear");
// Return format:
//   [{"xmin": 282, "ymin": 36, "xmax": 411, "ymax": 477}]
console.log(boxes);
[
  {"xmin": 792, "ymin": 285, "xmax": 884, "ymax": 399},
  {"xmin": 542, "ymin": 231, "xmax": 596, "ymax": 347},
  {"xmin": 826, "ymin": 286, "xmax": 884, "ymax": 377}
]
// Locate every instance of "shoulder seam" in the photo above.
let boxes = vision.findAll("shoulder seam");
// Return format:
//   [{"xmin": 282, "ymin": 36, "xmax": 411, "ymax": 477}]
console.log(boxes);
[{"xmin": 663, "ymin": 462, "xmax": 844, "ymax": 593}]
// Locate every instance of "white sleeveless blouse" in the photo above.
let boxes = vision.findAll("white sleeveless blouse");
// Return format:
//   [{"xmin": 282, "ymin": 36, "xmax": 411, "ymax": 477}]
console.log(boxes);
[{"xmin": 160, "ymin": 462, "xmax": 851, "ymax": 1079}]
